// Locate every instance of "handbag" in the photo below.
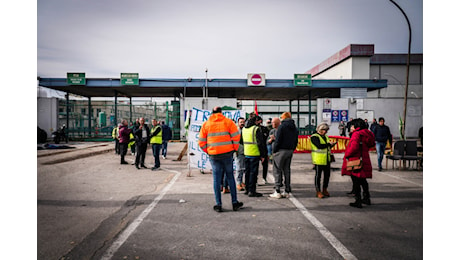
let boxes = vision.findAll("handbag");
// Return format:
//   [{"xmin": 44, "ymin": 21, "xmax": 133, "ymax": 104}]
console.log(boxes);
[
  {"xmin": 346, "ymin": 141, "xmax": 363, "ymax": 171},
  {"xmin": 346, "ymin": 159, "xmax": 362, "ymax": 171}
]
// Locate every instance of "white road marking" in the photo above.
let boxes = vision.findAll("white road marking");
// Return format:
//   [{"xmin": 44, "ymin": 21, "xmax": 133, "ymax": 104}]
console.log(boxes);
[
  {"xmin": 289, "ymin": 195, "xmax": 358, "ymax": 260},
  {"xmin": 100, "ymin": 168, "xmax": 182, "ymax": 260},
  {"xmin": 378, "ymin": 171, "xmax": 423, "ymax": 187}
]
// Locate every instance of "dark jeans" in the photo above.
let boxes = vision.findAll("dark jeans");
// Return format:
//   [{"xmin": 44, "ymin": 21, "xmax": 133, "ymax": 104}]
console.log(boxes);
[
  {"xmin": 262, "ymin": 155, "xmax": 269, "ymax": 180},
  {"xmin": 135, "ymin": 142, "xmax": 148, "ymax": 166},
  {"xmin": 151, "ymin": 143, "xmax": 161, "ymax": 168},
  {"xmin": 314, "ymin": 164, "xmax": 331, "ymax": 191},
  {"xmin": 115, "ymin": 139, "xmax": 120, "ymax": 154},
  {"xmin": 119, "ymin": 142, "xmax": 128, "ymax": 163},
  {"xmin": 245, "ymin": 157, "xmax": 260, "ymax": 194}
]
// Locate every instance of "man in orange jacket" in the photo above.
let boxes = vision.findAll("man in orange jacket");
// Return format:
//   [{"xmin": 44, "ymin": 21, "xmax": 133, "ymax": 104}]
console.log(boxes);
[{"xmin": 199, "ymin": 107, "xmax": 244, "ymax": 212}]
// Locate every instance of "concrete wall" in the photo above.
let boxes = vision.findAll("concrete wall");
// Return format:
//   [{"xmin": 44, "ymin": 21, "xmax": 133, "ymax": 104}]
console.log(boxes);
[
  {"xmin": 37, "ymin": 97, "xmax": 59, "ymax": 138},
  {"xmin": 317, "ymin": 97, "xmax": 423, "ymax": 139},
  {"xmin": 313, "ymin": 57, "xmax": 371, "ymax": 80}
]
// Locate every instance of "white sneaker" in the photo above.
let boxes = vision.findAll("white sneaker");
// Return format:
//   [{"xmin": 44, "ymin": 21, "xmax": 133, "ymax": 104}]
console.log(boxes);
[
  {"xmin": 269, "ymin": 191, "xmax": 282, "ymax": 199},
  {"xmin": 281, "ymin": 191, "xmax": 290, "ymax": 198},
  {"xmin": 162, "ymin": 155, "xmax": 166, "ymax": 159}
]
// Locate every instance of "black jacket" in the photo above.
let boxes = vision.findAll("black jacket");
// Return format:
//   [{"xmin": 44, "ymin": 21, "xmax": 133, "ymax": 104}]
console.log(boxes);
[
  {"xmin": 134, "ymin": 124, "xmax": 150, "ymax": 144},
  {"xmin": 274, "ymin": 118, "xmax": 298, "ymax": 153},
  {"xmin": 161, "ymin": 125, "xmax": 172, "ymax": 141},
  {"xmin": 372, "ymin": 124, "xmax": 392, "ymax": 143}
]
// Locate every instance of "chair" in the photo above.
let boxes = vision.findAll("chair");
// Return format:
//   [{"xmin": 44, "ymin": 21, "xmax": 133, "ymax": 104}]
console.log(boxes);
[
  {"xmin": 386, "ymin": 141, "xmax": 405, "ymax": 170},
  {"xmin": 403, "ymin": 140, "xmax": 423, "ymax": 170}
]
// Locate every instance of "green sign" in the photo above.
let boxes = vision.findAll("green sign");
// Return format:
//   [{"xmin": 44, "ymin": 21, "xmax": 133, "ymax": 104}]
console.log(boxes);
[
  {"xmin": 294, "ymin": 74, "xmax": 312, "ymax": 86},
  {"xmin": 67, "ymin": 73, "xmax": 86, "ymax": 85},
  {"xmin": 121, "ymin": 73, "xmax": 139, "ymax": 85}
]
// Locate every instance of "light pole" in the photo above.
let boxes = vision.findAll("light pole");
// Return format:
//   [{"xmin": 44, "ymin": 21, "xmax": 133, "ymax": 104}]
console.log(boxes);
[
  {"xmin": 389, "ymin": 0, "xmax": 411, "ymax": 140},
  {"xmin": 202, "ymin": 68, "xmax": 208, "ymax": 109}
]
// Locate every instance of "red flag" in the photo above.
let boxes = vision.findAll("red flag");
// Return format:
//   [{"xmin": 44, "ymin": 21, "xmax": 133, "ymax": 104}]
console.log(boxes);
[{"xmin": 254, "ymin": 100, "xmax": 258, "ymax": 115}]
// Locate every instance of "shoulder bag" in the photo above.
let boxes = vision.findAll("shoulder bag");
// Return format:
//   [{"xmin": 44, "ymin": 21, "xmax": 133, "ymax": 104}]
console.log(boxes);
[{"xmin": 346, "ymin": 141, "xmax": 363, "ymax": 171}]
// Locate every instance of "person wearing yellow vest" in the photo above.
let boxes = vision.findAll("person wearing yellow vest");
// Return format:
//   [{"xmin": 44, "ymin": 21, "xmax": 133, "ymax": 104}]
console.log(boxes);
[
  {"xmin": 198, "ymin": 107, "xmax": 243, "ymax": 212},
  {"xmin": 242, "ymin": 116, "xmax": 268, "ymax": 197},
  {"xmin": 112, "ymin": 124, "xmax": 120, "ymax": 155},
  {"xmin": 150, "ymin": 119, "xmax": 163, "ymax": 171},
  {"xmin": 311, "ymin": 122, "xmax": 337, "ymax": 198}
]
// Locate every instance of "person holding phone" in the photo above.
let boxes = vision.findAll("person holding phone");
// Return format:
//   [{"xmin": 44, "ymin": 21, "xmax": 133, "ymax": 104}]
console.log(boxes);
[{"xmin": 311, "ymin": 122, "xmax": 336, "ymax": 198}]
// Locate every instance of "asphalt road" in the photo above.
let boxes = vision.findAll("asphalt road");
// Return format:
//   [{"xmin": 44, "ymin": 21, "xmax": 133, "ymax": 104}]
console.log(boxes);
[{"xmin": 37, "ymin": 142, "xmax": 423, "ymax": 260}]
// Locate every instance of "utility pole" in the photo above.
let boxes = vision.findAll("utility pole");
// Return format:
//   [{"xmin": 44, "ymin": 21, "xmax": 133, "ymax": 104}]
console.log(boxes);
[{"xmin": 389, "ymin": 0, "xmax": 411, "ymax": 140}]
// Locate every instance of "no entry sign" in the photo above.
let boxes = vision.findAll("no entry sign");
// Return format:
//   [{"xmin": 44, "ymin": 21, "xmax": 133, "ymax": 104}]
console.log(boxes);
[{"xmin": 247, "ymin": 73, "xmax": 266, "ymax": 86}]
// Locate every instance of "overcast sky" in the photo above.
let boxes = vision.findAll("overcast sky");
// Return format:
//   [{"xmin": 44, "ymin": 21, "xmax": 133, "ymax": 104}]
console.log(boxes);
[{"xmin": 37, "ymin": 0, "xmax": 423, "ymax": 79}]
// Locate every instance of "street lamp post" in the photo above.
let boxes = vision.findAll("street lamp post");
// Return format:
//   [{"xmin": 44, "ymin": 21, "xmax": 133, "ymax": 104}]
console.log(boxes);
[
  {"xmin": 389, "ymin": 0, "xmax": 411, "ymax": 140},
  {"xmin": 203, "ymin": 68, "xmax": 208, "ymax": 109}
]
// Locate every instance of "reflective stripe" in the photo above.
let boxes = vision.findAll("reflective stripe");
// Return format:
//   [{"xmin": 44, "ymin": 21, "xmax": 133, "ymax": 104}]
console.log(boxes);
[
  {"xmin": 208, "ymin": 131, "xmax": 231, "ymax": 137},
  {"xmin": 230, "ymin": 131, "xmax": 239, "ymax": 138},
  {"xmin": 207, "ymin": 141, "xmax": 234, "ymax": 147},
  {"xmin": 312, "ymin": 149, "xmax": 328, "ymax": 154}
]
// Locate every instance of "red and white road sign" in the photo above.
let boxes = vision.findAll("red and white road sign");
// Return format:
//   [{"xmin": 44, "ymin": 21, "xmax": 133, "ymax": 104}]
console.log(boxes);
[{"xmin": 247, "ymin": 73, "xmax": 266, "ymax": 86}]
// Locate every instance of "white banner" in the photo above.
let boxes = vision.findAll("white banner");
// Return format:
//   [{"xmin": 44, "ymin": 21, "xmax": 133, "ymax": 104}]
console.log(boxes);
[{"xmin": 188, "ymin": 107, "xmax": 243, "ymax": 171}]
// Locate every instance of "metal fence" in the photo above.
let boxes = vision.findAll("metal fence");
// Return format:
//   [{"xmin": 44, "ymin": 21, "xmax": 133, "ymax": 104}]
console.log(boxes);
[
  {"xmin": 58, "ymin": 99, "xmax": 317, "ymax": 140},
  {"xmin": 58, "ymin": 99, "xmax": 181, "ymax": 140}
]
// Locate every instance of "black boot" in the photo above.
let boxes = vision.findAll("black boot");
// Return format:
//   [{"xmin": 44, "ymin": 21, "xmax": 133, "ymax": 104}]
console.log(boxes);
[
  {"xmin": 349, "ymin": 193, "xmax": 362, "ymax": 208},
  {"xmin": 349, "ymin": 199, "xmax": 362, "ymax": 208},
  {"xmin": 362, "ymin": 192, "xmax": 371, "ymax": 205}
]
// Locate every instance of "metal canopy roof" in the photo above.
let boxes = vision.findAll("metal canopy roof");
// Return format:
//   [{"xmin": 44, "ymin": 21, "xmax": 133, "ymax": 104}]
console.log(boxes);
[{"xmin": 38, "ymin": 78, "xmax": 387, "ymax": 100}]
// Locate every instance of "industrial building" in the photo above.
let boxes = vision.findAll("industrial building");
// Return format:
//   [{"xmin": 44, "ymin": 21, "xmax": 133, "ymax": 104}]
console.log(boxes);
[{"xmin": 37, "ymin": 44, "xmax": 421, "ymax": 140}]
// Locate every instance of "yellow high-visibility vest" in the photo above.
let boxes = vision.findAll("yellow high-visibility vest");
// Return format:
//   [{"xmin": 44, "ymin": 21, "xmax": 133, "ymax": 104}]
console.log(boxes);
[
  {"xmin": 311, "ymin": 133, "xmax": 330, "ymax": 165},
  {"xmin": 128, "ymin": 133, "xmax": 135, "ymax": 148},
  {"xmin": 112, "ymin": 127, "xmax": 119, "ymax": 139},
  {"xmin": 242, "ymin": 125, "xmax": 260, "ymax": 156},
  {"xmin": 150, "ymin": 125, "xmax": 162, "ymax": 144}
]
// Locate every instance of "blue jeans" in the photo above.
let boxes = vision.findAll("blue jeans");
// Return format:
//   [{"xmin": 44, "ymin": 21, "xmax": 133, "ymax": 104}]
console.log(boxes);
[
  {"xmin": 210, "ymin": 156, "xmax": 238, "ymax": 206},
  {"xmin": 375, "ymin": 141, "xmax": 386, "ymax": 169},
  {"xmin": 151, "ymin": 143, "xmax": 161, "ymax": 168},
  {"xmin": 161, "ymin": 140, "xmax": 168, "ymax": 157}
]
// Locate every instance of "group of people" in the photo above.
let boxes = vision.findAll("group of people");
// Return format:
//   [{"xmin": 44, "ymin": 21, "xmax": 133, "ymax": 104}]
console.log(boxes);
[
  {"xmin": 199, "ymin": 106, "xmax": 394, "ymax": 212},
  {"xmin": 312, "ymin": 117, "xmax": 392, "ymax": 208},
  {"xmin": 113, "ymin": 118, "xmax": 172, "ymax": 171},
  {"xmin": 198, "ymin": 107, "xmax": 298, "ymax": 212},
  {"xmin": 314, "ymin": 119, "xmax": 376, "ymax": 208}
]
